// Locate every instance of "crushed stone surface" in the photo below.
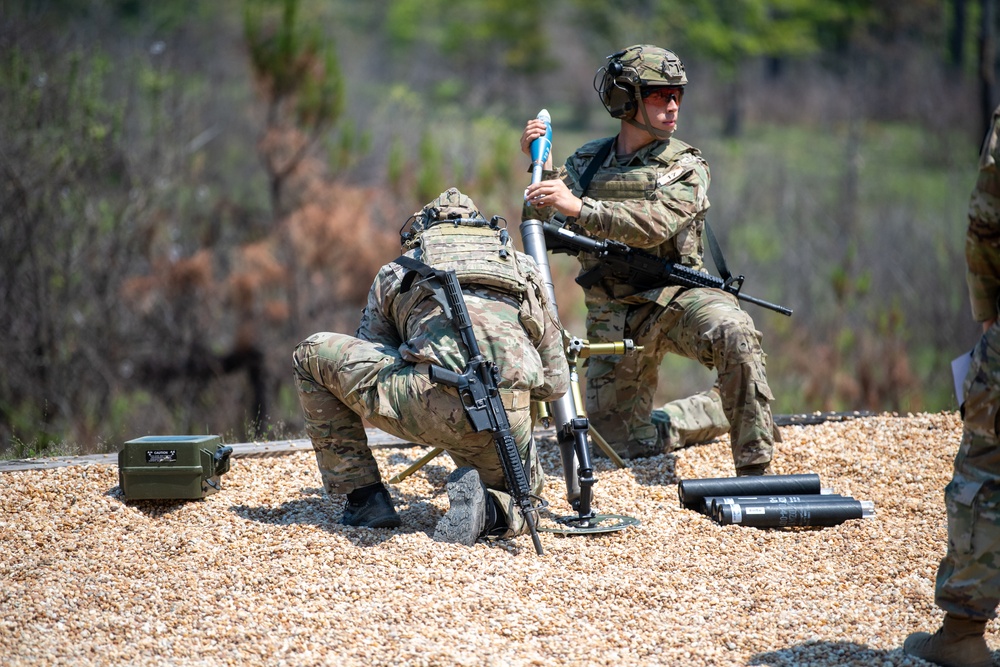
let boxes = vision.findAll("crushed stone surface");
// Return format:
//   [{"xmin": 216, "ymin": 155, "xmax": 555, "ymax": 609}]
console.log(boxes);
[{"xmin": 1, "ymin": 412, "xmax": 990, "ymax": 666}]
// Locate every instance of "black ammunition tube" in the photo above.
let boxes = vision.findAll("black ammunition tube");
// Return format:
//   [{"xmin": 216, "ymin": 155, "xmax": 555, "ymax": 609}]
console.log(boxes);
[
  {"xmin": 706, "ymin": 494, "xmax": 843, "ymax": 518},
  {"xmin": 677, "ymin": 474, "xmax": 822, "ymax": 509},
  {"xmin": 717, "ymin": 498, "xmax": 875, "ymax": 527}
]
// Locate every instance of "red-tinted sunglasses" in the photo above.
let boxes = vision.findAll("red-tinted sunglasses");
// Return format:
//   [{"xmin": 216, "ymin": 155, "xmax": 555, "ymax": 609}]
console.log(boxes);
[{"xmin": 641, "ymin": 87, "xmax": 684, "ymax": 104}]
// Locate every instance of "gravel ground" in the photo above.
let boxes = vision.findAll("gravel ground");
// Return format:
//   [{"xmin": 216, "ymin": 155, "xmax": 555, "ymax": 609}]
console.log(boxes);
[{"xmin": 1, "ymin": 411, "xmax": 994, "ymax": 666}]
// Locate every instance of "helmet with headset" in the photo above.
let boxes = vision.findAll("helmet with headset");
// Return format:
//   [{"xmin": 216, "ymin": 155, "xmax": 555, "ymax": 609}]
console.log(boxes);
[{"xmin": 595, "ymin": 44, "xmax": 687, "ymax": 121}]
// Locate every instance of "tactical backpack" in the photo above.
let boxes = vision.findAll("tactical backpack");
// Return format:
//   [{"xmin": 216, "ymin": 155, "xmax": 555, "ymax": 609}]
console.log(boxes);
[{"xmin": 401, "ymin": 187, "xmax": 527, "ymax": 298}]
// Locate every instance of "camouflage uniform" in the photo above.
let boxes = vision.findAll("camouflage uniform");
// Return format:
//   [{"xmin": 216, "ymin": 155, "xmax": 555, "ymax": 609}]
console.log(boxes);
[
  {"xmin": 535, "ymin": 133, "xmax": 776, "ymax": 471},
  {"xmin": 935, "ymin": 106, "xmax": 1000, "ymax": 621},
  {"xmin": 292, "ymin": 190, "xmax": 569, "ymax": 538},
  {"xmin": 654, "ymin": 388, "xmax": 730, "ymax": 452}
]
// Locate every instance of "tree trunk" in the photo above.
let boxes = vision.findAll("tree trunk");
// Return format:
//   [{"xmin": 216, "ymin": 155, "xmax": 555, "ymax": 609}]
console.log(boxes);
[
  {"xmin": 722, "ymin": 75, "xmax": 744, "ymax": 138},
  {"xmin": 951, "ymin": 0, "xmax": 968, "ymax": 70}
]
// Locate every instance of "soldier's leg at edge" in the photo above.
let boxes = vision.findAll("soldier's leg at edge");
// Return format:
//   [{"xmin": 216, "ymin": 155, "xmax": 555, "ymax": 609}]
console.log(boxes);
[{"xmin": 906, "ymin": 457, "xmax": 1000, "ymax": 665}]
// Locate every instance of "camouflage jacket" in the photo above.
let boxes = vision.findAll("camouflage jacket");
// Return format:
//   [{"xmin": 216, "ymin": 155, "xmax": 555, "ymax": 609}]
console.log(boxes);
[
  {"xmin": 967, "ymin": 105, "xmax": 1000, "ymax": 322},
  {"xmin": 535, "ymin": 135, "xmax": 711, "ymax": 306},
  {"xmin": 355, "ymin": 251, "xmax": 570, "ymax": 402}
]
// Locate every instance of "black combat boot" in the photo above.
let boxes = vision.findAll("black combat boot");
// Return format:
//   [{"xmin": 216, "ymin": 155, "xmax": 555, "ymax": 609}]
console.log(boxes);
[
  {"xmin": 341, "ymin": 482, "xmax": 401, "ymax": 528},
  {"xmin": 434, "ymin": 467, "xmax": 507, "ymax": 545},
  {"xmin": 903, "ymin": 614, "xmax": 992, "ymax": 667},
  {"xmin": 482, "ymin": 488, "xmax": 509, "ymax": 538}
]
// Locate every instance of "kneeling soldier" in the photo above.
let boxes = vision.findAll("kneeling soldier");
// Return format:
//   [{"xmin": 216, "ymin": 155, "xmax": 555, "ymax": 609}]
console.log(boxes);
[{"xmin": 292, "ymin": 188, "xmax": 569, "ymax": 545}]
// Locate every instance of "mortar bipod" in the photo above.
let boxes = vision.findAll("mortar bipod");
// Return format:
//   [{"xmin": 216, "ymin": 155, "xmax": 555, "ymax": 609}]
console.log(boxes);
[
  {"xmin": 536, "ymin": 334, "xmax": 640, "ymax": 472},
  {"xmin": 530, "ymin": 334, "xmax": 643, "ymax": 533}
]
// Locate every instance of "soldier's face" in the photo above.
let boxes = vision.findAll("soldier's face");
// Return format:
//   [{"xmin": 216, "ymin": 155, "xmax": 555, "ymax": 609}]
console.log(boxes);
[{"xmin": 640, "ymin": 87, "xmax": 681, "ymax": 134}]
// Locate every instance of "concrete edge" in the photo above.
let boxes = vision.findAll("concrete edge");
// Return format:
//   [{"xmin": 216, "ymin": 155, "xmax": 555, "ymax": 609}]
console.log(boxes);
[{"xmin": 0, "ymin": 429, "xmax": 416, "ymax": 473}]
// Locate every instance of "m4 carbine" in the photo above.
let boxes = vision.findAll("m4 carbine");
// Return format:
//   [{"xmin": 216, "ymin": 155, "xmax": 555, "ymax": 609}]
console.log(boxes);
[
  {"xmin": 398, "ymin": 258, "xmax": 546, "ymax": 555},
  {"xmin": 543, "ymin": 222, "xmax": 792, "ymax": 317}
]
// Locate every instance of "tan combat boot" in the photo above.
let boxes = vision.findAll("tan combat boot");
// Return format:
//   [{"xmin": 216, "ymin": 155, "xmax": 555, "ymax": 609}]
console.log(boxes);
[
  {"xmin": 735, "ymin": 462, "xmax": 772, "ymax": 477},
  {"xmin": 903, "ymin": 614, "xmax": 993, "ymax": 667}
]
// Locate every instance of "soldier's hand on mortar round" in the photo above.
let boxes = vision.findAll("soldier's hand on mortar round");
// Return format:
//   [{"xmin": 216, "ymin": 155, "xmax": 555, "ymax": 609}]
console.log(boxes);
[
  {"xmin": 524, "ymin": 180, "xmax": 583, "ymax": 218},
  {"xmin": 521, "ymin": 119, "xmax": 548, "ymax": 156}
]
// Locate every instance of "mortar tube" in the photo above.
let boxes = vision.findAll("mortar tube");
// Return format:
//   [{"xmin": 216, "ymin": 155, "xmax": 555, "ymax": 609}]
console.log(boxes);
[
  {"xmin": 710, "ymin": 494, "xmax": 849, "ymax": 522},
  {"xmin": 678, "ymin": 473, "xmax": 822, "ymax": 509},
  {"xmin": 519, "ymin": 217, "xmax": 592, "ymax": 515},
  {"xmin": 717, "ymin": 499, "xmax": 875, "ymax": 528},
  {"xmin": 703, "ymin": 491, "xmax": 839, "ymax": 517}
]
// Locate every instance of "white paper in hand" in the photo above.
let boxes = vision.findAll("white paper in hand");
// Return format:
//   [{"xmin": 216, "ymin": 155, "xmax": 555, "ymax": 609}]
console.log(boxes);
[{"xmin": 952, "ymin": 349, "xmax": 974, "ymax": 406}]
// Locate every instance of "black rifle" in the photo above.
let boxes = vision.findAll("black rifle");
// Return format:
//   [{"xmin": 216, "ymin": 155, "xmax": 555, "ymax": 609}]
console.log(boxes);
[
  {"xmin": 399, "ymin": 261, "xmax": 546, "ymax": 555},
  {"xmin": 543, "ymin": 222, "xmax": 793, "ymax": 317}
]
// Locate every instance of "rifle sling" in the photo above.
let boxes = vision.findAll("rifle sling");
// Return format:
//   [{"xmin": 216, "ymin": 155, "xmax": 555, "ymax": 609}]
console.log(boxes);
[
  {"xmin": 577, "ymin": 138, "xmax": 614, "ymax": 195},
  {"xmin": 703, "ymin": 220, "xmax": 732, "ymax": 283},
  {"xmin": 395, "ymin": 254, "xmax": 437, "ymax": 291}
]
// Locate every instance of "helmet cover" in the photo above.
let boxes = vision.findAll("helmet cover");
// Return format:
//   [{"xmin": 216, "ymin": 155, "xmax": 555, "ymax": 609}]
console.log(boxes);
[{"xmin": 400, "ymin": 187, "xmax": 490, "ymax": 248}]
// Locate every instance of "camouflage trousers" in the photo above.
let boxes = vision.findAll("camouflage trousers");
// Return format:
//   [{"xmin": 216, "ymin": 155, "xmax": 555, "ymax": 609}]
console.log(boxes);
[
  {"xmin": 584, "ymin": 287, "xmax": 777, "ymax": 471},
  {"xmin": 652, "ymin": 388, "xmax": 731, "ymax": 452},
  {"xmin": 935, "ymin": 322, "xmax": 1000, "ymax": 620},
  {"xmin": 291, "ymin": 332, "xmax": 540, "ymax": 538}
]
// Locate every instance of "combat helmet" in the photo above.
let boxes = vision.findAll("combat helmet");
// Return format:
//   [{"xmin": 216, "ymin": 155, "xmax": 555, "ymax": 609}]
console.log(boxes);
[
  {"xmin": 400, "ymin": 187, "xmax": 494, "ymax": 249},
  {"xmin": 595, "ymin": 44, "xmax": 687, "ymax": 121}
]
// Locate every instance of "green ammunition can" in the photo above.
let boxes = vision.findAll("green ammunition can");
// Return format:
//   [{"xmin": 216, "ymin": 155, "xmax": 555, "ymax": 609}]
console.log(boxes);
[{"xmin": 117, "ymin": 435, "xmax": 233, "ymax": 500}]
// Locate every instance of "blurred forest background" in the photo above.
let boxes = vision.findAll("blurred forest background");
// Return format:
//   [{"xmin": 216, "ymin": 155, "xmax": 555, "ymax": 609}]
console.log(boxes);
[{"xmin": 2, "ymin": 0, "xmax": 997, "ymax": 456}]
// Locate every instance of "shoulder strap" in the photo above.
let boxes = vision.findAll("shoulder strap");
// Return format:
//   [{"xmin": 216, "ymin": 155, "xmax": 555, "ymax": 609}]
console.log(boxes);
[
  {"xmin": 703, "ymin": 220, "xmax": 732, "ymax": 282},
  {"xmin": 578, "ymin": 138, "xmax": 614, "ymax": 196},
  {"xmin": 394, "ymin": 254, "xmax": 456, "ymax": 319},
  {"xmin": 394, "ymin": 254, "xmax": 435, "ymax": 290}
]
